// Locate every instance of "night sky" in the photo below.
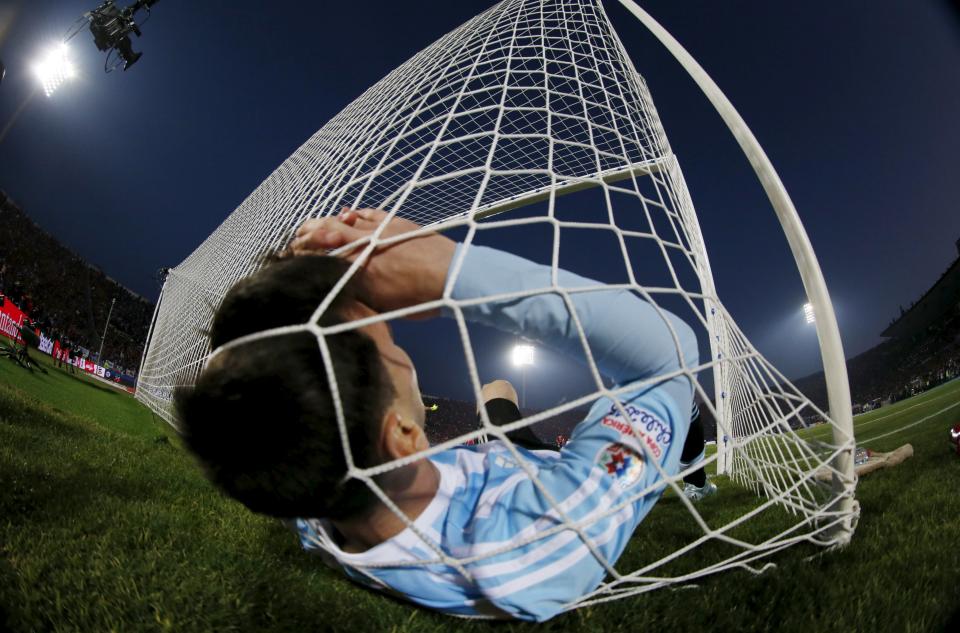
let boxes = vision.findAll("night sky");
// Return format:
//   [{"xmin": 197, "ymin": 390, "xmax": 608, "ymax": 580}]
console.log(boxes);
[{"xmin": 0, "ymin": 1, "xmax": 958, "ymax": 405}]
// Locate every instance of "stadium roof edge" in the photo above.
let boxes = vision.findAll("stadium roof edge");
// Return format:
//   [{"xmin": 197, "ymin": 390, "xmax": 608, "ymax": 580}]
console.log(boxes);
[{"xmin": 881, "ymin": 246, "xmax": 960, "ymax": 339}]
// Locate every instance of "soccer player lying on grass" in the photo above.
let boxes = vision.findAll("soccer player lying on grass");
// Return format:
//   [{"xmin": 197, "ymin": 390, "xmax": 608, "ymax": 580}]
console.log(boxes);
[{"xmin": 176, "ymin": 209, "xmax": 700, "ymax": 622}]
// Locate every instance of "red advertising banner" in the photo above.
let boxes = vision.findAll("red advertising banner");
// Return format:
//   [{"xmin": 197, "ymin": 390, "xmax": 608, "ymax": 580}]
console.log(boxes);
[
  {"xmin": 0, "ymin": 299, "xmax": 28, "ymax": 343},
  {"xmin": 0, "ymin": 298, "xmax": 135, "ymax": 392}
]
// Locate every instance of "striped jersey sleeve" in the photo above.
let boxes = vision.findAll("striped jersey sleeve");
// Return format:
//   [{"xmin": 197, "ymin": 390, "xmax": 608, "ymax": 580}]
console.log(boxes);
[{"xmin": 291, "ymin": 244, "xmax": 699, "ymax": 621}]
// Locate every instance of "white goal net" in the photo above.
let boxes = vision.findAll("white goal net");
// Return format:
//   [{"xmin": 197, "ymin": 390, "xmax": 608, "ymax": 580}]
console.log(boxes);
[{"xmin": 137, "ymin": 0, "xmax": 858, "ymax": 611}]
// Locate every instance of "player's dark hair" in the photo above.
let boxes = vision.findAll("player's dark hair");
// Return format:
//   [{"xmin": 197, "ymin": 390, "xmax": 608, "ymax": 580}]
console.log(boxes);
[{"xmin": 175, "ymin": 255, "xmax": 394, "ymax": 520}]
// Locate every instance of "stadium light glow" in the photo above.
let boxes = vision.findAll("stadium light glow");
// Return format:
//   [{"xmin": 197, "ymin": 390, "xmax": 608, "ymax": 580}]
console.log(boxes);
[
  {"xmin": 511, "ymin": 344, "xmax": 535, "ymax": 367},
  {"xmin": 803, "ymin": 302, "xmax": 815, "ymax": 324},
  {"xmin": 33, "ymin": 42, "xmax": 75, "ymax": 97}
]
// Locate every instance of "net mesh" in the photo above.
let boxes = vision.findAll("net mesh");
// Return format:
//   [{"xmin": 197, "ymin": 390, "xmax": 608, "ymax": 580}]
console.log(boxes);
[{"xmin": 137, "ymin": 0, "xmax": 858, "ymax": 611}]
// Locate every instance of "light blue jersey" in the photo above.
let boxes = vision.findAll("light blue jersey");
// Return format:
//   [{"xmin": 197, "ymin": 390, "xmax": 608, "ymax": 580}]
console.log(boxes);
[{"xmin": 292, "ymin": 244, "xmax": 699, "ymax": 621}]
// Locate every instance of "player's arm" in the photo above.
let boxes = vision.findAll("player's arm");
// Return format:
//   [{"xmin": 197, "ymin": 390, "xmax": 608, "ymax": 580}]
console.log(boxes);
[
  {"xmin": 290, "ymin": 208, "xmax": 454, "ymax": 320},
  {"xmin": 446, "ymin": 243, "xmax": 698, "ymax": 390},
  {"xmin": 291, "ymin": 209, "xmax": 698, "ymax": 390}
]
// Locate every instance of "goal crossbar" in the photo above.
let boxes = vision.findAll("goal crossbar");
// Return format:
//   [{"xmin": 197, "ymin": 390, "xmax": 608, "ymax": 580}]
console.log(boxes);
[{"xmin": 468, "ymin": 156, "xmax": 668, "ymax": 221}]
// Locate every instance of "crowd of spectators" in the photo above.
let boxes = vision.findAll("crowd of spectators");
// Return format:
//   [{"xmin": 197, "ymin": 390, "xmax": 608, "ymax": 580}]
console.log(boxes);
[
  {"xmin": 796, "ymin": 291, "xmax": 960, "ymax": 415},
  {"xmin": 875, "ymin": 355, "xmax": 959, "ymax": 407},
  {"xmin": 0, "ymin": 190, "xmax": 154, "ymax": 376},
  {"xmin": 841, "ymin": 306, "xmax": 960, "ymax": 412},
  {"xmin": 422, "ymin": 394, "xmax": 586, "ymax": 449}
]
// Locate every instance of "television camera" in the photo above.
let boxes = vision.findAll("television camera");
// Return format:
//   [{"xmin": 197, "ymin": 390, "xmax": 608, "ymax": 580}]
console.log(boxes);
[{"xmin": 64, "ymin": 0, "xmax": 160, "ymax": 72}]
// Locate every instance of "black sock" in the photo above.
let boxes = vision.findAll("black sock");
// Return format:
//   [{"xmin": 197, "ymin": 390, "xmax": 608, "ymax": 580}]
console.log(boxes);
[
  {"xmin": 681, "ymin": 407, "xmax": 707, "ymax": 487},
  {"xmin": 478, "ymin": 399, "xmax": 555, "ymax": 451},
  {"xmin": 684, "ymin": 468, "xmax": 706, "ymax": 488}
]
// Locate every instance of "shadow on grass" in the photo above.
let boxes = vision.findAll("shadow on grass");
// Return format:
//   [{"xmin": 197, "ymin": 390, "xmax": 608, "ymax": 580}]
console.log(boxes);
[
  {"xmin": 0, "ymin": 392, "xmax": 86, "ymax": 439},
  {"xmin": 0, "ymin": 552, "xmax": 21, "ymax": 632},
  {"xmin": 0, "ymin": 459, "xmax": 160, "ymax": 527},
  {"xmin": 0, "ymin": 386, "xmax": 162, "ymax": 527}
]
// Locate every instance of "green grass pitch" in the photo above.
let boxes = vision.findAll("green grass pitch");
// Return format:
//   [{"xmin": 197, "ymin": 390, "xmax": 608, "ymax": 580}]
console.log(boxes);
[{"xmin": 1, "ymin": 351, "xmax": 958, "ymax": 631}]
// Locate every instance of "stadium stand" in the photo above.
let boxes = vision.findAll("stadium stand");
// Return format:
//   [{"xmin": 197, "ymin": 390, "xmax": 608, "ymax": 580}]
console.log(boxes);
[
  {"xmin": 422, "ymin": 394, "xmax": 580, "ymax": 448},
  {"xmin": 796, "ymin": 238, "xmax": 960, "ymax": 414},
  {"xmin": 0, "ymin": 189, "xmax": 154, "ymax": 379}
]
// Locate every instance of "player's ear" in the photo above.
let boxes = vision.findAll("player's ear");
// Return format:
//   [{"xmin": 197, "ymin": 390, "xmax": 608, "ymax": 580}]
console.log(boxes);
[{"xmin": 379, "ymin": 409, "xmax": 425, "ymax": 460}]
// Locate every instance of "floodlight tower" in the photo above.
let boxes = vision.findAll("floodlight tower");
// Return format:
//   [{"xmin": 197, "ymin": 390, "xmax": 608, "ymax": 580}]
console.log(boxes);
[
  {"xmin": 0, "ymin": 43, "xmax": 76, "ymax": 144},
  {"xmin": 804, "ymin": 302, "xmax": 816, "ymax": 324},
  {"xmin": 33, "ymin": 42, "xmax": 76, "ymax": 97},
  {"xmin": 96, "ymin": 297, "xmax": 116, "ymax": 365},
  {"xmin": 511, "ymin": 344, "xmax": 535, "ymax": 408}
]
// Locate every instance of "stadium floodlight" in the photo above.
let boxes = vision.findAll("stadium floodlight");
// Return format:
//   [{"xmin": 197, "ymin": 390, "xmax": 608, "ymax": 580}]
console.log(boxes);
[
  {"xmin": 804, "ymin": 302, "xmax": 816, "ymax": 324},
  {"xmin": 33, "ymin": 42, "xmax": 75, "ymax": 97},
  {"xmin": 511, "ymin": 344, "xmax": 535, "ymax": 409},
  {"xmin": 511, "ymin": 344, "xmax": 535, "ymax": 367}
]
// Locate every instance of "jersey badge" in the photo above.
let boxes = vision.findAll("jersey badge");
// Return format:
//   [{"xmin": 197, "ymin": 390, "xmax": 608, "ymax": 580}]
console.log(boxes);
[{"xmin": 597, "ymin": 443, "xmax": 644, "ymax": 489}]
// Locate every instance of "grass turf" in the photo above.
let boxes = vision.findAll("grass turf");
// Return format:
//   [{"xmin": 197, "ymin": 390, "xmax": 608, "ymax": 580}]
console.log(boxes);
[{"xmin": 1, "ymin": 351, "xmax": 959, "ymax": 631}]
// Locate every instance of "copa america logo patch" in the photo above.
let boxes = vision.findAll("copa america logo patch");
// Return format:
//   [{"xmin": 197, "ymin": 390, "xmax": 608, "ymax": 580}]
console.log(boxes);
[{"xmin": 597, "ymin": 443, "xmax": 644, "ymax": 489}]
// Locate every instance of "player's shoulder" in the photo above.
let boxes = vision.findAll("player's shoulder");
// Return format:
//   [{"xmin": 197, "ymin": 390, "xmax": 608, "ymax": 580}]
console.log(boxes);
[
  {"xmin": 430, "ymin": 443, "xmax": 561, "ymax": 523},
  {"xmin": 434, "ymin": 442, "xmax": 555, "ymax": 482}
]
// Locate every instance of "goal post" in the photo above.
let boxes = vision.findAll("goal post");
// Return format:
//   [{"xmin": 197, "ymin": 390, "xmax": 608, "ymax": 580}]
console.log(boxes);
[{"xmin": 614, "ymin": 0, "xmax": 857, "ymax": 539}]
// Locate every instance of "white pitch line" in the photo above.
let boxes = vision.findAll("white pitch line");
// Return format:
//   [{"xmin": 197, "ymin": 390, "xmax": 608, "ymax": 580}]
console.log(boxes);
[
  {"xmin": 856, "ymin": 400, "xmax": 960, "ymax": 444},
  {"xmin": 852, "ymin": 385, "xmax": 960, "ymax": 429},
  {"xmin": 804, "ymin": 382, "xmax": 960, "ymax": 439}
]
